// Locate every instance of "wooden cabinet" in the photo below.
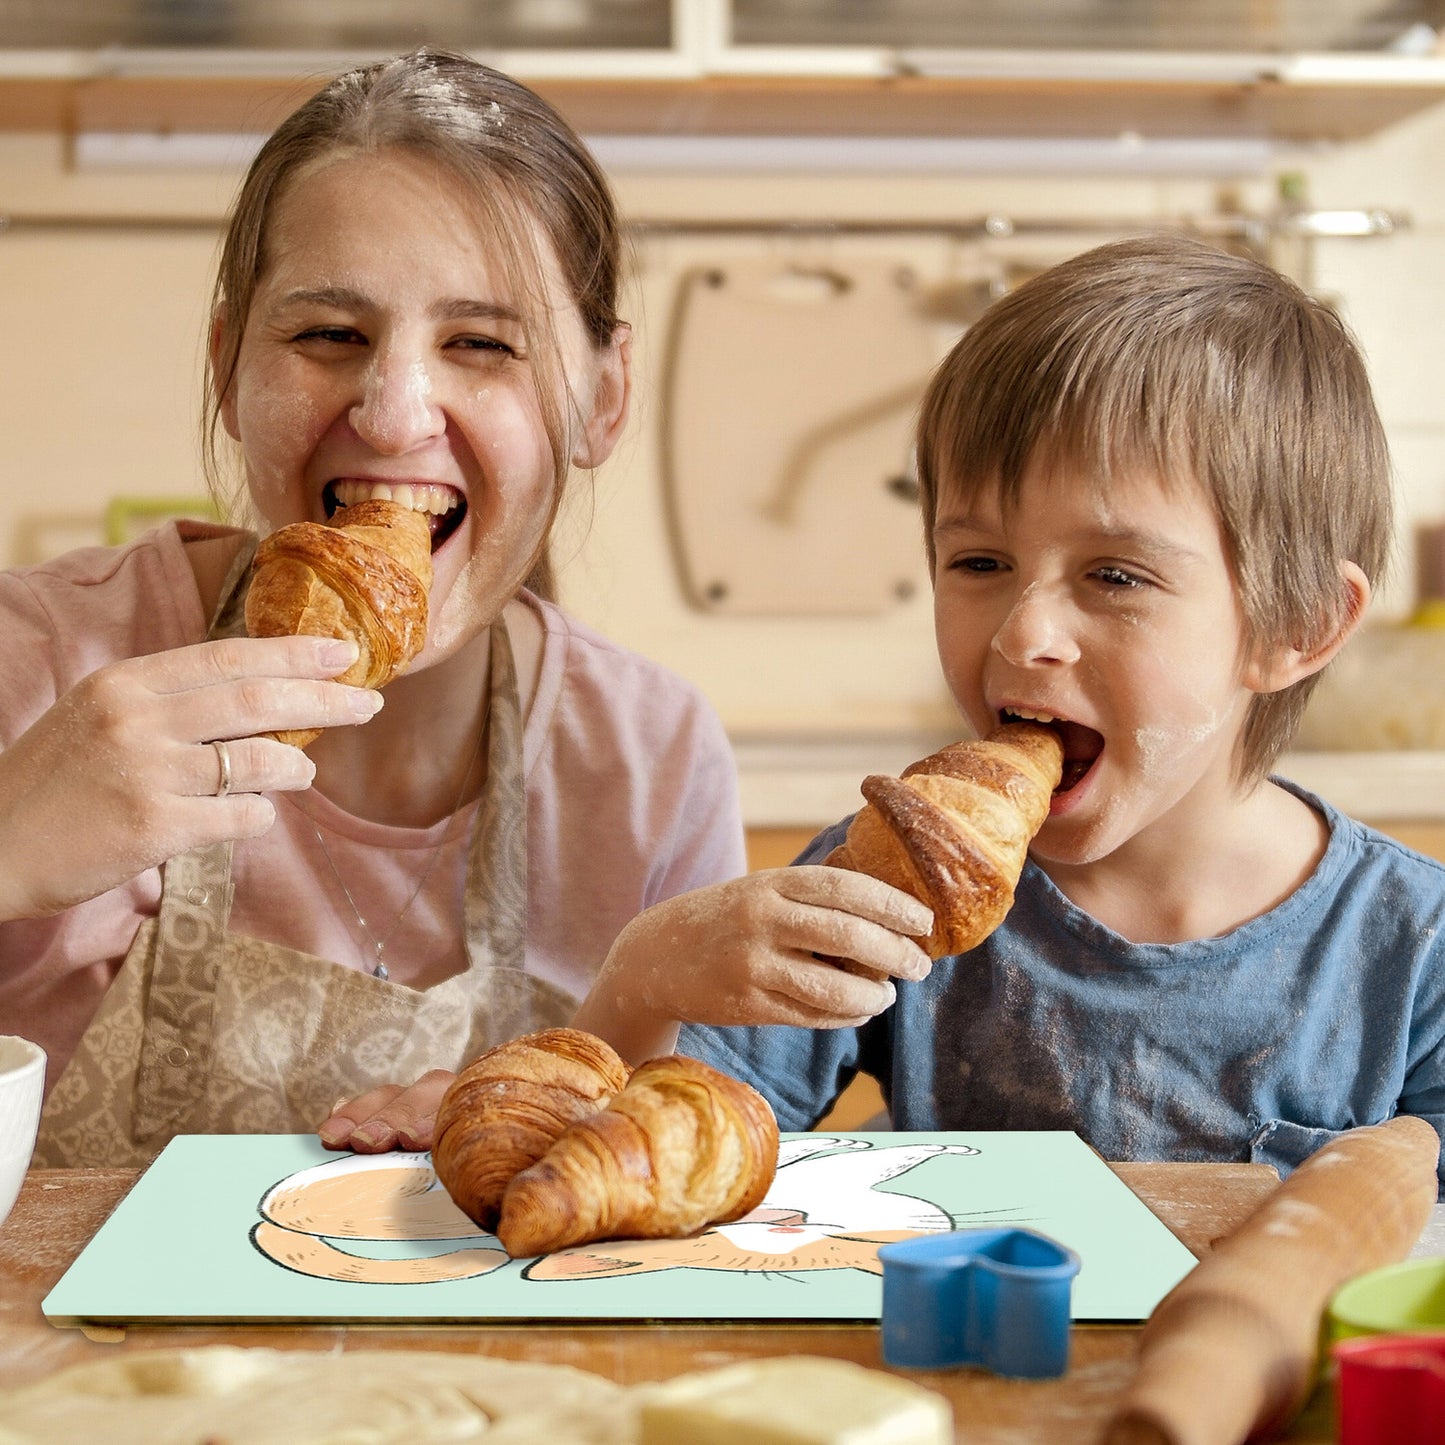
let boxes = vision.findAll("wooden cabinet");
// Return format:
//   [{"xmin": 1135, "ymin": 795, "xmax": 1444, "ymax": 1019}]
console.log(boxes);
[{"xmin": 3, "ymin": 68, "xmax": 1444, "ymax": 144}]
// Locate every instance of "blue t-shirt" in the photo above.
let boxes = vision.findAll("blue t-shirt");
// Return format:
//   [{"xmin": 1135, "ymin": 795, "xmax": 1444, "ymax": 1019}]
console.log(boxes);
[{"xmin": 682, "ymin": 781, "xmax": 1445, "ymax": 1190}]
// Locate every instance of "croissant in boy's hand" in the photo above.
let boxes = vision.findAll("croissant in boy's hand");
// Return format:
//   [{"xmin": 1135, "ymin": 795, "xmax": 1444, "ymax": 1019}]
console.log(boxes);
[
  {"xmin": 827, "ymin": 722, "xmax": 1063, "ymax": 958},
  {"xmin": 431, "ymin": 1028, "xmax": 780, "ymax": 1258},
  {"xmin": 245, "ymin": 498, "xmax": 433, "ymax": 748}
]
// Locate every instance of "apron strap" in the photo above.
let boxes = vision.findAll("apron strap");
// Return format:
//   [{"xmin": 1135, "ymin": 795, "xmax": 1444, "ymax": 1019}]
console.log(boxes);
[
  {"xmin": 463, "ymin": 615, "xmax": 526, "ymax": 970},
  {"xmin": 130, "ymin": 538, "xmax": 255, "ymax": 1140},
  {"xmin": 208, "ymin": 534, "xmax": 259, "ymax": 638},
  {"xmin": 131, "ymin": 842, "xmax": 234, "ymax": 1141}
]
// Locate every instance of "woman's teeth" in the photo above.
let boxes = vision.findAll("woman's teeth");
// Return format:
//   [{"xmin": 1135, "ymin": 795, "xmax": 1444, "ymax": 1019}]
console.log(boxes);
[
  {"xmin": 1004, "ymin": 708, "xmax": 1060, "ymax": 724},
  {"xmin": 331, "ymin": 479, "xmax": 459, "ymax": 517}
]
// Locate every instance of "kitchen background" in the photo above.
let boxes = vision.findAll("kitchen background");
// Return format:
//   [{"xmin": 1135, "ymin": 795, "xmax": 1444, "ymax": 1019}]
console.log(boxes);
[{"xmin": 4, "ymin": 0, "xmax": 1445, "ymax": 863}]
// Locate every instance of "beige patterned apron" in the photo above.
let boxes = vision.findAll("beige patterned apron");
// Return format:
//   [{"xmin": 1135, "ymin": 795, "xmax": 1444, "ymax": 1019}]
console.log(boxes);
[{"xmin": 35, "ymin": 545, "xmax": 569, "ymax": 1168}]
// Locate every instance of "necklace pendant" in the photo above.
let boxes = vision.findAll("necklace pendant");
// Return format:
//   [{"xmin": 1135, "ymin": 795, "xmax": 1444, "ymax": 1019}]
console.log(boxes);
[{"xmin": 373, "ymin": 946, "xmax": 389, "ymax": 982}]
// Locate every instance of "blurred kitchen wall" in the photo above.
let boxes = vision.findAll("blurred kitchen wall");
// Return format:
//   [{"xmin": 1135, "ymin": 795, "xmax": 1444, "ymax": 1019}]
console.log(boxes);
[{"xmin": 0, "ymin": 79, "xmax": 1440, "ymax": 754}]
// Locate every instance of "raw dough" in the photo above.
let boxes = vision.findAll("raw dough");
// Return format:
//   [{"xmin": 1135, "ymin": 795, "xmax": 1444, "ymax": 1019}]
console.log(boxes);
[
  {"xmin": 0, "ymin": 1347, "xmax": 632, "ymax": 1444},
  {"xmin": 637, "ymin": 1355, "xmax": 952, "ymax": 1445},
  {"xmin": 0, "ymin": 1347, "xmax": 954, "ymax": 1445}
]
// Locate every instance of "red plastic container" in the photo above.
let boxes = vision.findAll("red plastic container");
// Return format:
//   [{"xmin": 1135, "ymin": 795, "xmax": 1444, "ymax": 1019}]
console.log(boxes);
[{"xmin": 1332, "ymin": 1334, "xmax": 1445, "ymax": 1444}]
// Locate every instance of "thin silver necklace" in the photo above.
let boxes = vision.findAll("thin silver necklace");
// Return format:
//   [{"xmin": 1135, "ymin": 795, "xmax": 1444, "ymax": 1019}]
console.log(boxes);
[{"xmin": 303, "ymin": 718, "xmax": 488, "ymax": 981}]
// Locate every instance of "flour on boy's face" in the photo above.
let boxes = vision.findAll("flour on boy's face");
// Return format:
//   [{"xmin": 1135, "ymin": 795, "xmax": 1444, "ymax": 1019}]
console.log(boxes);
[{"xmin": 931, "ymin": 462, "xmax": 1259, "ymax": 868}]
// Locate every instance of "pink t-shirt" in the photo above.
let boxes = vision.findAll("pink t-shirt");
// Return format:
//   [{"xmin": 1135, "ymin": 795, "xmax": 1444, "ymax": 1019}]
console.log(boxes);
[{"xmin": 0, "ymin": 523, "xmax": 746, "ymax": 1090}]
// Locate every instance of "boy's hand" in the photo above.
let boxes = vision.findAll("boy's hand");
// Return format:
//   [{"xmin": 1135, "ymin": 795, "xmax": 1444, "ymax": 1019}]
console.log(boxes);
[
  {"xmin": 575, "ymin": 867, "xmax": 934, "ymax": 1062},
  {"xmin": 318, "ymin": 869, "xmax": 933, "ymax": 1147},
  {"xmin": 318, "ymin": 1069, "xmax": 456, "ymax": 1153}
]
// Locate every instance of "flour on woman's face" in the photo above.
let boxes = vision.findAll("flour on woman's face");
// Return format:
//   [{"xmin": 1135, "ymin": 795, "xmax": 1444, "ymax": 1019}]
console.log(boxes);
[{"xmin": 223, "ymin": 147, "xmax": 602, "ymax": 670}]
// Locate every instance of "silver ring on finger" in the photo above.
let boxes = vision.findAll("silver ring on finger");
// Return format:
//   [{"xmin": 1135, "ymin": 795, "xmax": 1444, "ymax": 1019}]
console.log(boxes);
[{"xmin": 211, "ymin": 739, "xmax": 233, "ymax": 798}]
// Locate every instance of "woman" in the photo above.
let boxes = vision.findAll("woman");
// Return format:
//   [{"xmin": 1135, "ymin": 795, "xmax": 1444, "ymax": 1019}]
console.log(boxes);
[{"xmin": 4, "ymin": 49, "xmax": 743, "ymax": 1167}]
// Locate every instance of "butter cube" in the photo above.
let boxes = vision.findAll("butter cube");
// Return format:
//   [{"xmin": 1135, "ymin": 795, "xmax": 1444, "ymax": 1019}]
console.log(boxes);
[{"xmin": 636, "ymin": 1356, "xmax": 952, "ymax": 1445}]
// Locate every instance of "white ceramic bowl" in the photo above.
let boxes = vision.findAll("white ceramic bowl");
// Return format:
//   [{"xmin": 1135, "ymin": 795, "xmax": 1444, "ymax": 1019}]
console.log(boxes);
[{"xmin": 0, "ymin": 1036, "xmax": 46, "ymax": 1231}]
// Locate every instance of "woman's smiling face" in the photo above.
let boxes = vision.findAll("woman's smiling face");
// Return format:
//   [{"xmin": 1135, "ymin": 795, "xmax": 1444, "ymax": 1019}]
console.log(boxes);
[
  {"xmin": 931, "ymin": 459, "xmax": 1269, "ymax": 867},
  {"xmin": 219, "ymin": 147, "xmax": 622, "ymax": 665}
]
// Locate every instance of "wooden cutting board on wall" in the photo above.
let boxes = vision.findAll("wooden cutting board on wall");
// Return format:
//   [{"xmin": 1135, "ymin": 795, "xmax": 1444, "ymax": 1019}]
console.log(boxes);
[{"xmin": 661, "ymin": 257, "xmax": 942, "ymax": 615}]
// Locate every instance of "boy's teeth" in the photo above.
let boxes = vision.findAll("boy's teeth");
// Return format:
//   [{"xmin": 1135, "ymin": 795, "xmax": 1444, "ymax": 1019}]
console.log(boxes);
[
  {"xmin": 1007, "ymin": 708, "xmax": 1059, "ymax": 723},
  {"xmin": 333, "ymin": 480, "xmax": 458, "ymax": 515}
]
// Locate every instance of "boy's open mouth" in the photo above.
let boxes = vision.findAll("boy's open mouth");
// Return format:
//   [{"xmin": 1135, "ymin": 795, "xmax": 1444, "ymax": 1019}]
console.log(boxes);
[
  {"xmin": 325, "ymin": 479, "xmax": 467, "ymax": 552},
  {"xmin": 1000, "ymin": 708, "xmax": 1104, "ymax": 793}
]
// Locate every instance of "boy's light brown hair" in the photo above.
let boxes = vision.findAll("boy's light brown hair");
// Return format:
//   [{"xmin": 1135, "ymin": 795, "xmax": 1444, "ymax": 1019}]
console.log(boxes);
[{"xmin": 916, "ymin": 231, "xmax": 1392, "ymax": 784}]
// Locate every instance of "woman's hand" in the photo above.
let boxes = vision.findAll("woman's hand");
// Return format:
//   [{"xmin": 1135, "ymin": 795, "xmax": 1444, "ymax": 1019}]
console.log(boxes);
[
  {"xmin": 573, "ymin": 866, "xmax": 935, "ymax": 1064},
  {"xmin": 318, "ymin": 1070, "xmax": 455, "ymax": 1153},
  {"xmin": 0, "ymin": 634, "xmax": 382, "ymax": 922}
]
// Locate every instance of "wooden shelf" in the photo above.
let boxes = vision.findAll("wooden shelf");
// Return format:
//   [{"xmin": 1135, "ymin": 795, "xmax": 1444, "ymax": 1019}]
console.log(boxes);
[
  {"xmin": 534, "ymin": 73, "xmax": 1445, "ymax": 144},
  {"xmin": 2, "ymin": 69, "xmax": 1444, "ymax": 143}
]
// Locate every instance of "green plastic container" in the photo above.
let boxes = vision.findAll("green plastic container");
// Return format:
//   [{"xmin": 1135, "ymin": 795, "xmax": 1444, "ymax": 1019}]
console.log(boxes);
[{"xmin": 1328, "ymin": 1258, "xmax": 1445, "ymax": 1343}]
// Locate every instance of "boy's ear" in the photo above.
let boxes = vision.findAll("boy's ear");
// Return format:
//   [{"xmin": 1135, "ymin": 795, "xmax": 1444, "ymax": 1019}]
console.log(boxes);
[
  {"xmin": 209, "ymin": 310, "xmax": 241, "ymax": 442},
  {"xmin": 571, "ymin": 324, "xmax": 632, "ymax": 469},
  {"xmin": 1244, "ymin": 560, "xmax": 1371, "ymax": 694}
]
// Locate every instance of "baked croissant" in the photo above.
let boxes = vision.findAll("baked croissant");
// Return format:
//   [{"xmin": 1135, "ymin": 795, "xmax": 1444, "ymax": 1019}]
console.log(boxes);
[
  {"xmin": 244, "ymin": 498, "xmax": 433, "ymax": 747},
  {"xmin": 826, "ymin": 721, "xmax": 1063, "ymax": 958},
  {"xmin": 432, "ymin": 1028, "xmax": 630, "ymax": 1233},
  {"xmin": 496, "ymin": 1052, "xmax": 780, "ymax": 1258}
]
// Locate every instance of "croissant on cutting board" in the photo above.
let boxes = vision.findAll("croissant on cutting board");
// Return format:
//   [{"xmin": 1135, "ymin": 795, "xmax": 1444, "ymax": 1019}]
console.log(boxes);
[
  {"xmin": 432, "ymin": 1028, "xmax": 631, "ymax": 1233},
  {"xmin": 826, "ymin": 721, "xmax": 1062, "ymax": 958},
  {"xmin": 431, "ymin": 1028, "xmax": 780, "ymax": 1257},
  {"xmin": 244, "ymin": 498, "xmax": 433, "ymax": 748},
  {"xmin": 497, "ymin": 1051, "xmax": 780, "ymax": 1258}
]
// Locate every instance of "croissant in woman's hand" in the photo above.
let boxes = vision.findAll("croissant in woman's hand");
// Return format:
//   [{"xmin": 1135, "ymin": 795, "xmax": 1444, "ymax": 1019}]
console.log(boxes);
[
  {"xmin": 431, "ymin": 1028, "xmax": 630, "ymax": 1232},
  {"xmin": 245, "ymin": 498, "xmax": 434, "ymax": 747},
  {"xmin": 827, "ymin": 721, "xmax": 1063, "ymax": 958},
  {"xmin": 496, "ymin": 1052, "xmax": 780, "ymax": 1258}
]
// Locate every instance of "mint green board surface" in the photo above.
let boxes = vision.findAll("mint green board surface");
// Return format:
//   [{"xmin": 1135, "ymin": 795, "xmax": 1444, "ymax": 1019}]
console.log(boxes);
[{"xmin": 43, "ymin": 1132, "xmax": 1195, "ymax": 1326}]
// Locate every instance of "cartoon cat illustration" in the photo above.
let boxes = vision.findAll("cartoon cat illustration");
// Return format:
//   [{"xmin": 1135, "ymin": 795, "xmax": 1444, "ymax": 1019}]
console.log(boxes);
[
  {"xmin": 524, "ymin": 1137, "xmax": 986, "ymax": 1281},
  {"xmin": 249, "ymin": 1136, "xmax": 996, "ymax": 1287},
  {"xmin": 251, "ymin": 1151, "xmax": 507, "ymax": 1284}
]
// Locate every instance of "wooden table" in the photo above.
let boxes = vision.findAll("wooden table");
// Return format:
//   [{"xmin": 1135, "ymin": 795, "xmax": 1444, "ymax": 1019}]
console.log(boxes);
[{"xmin": 0, "ymin": 1161, "xmax": 1342, "ymax": 1442}]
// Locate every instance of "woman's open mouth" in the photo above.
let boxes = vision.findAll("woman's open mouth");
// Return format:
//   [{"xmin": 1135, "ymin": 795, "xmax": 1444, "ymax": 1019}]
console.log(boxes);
[
  {"xmin": 325, "ymin": 479, "xmax": 467, "ymax": 552},
  {"xmin": 1000, "ymin": 708, "xmax": 1104, "ymax": 793}
]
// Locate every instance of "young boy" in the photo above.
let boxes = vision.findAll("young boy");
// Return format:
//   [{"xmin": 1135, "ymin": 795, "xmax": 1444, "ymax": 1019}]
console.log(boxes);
[
  {"xmin": 576, "ymin": 232, "xmax": 1445, "ymax": 1188},
  {"xmin": 348, "ymin": 234, "xmax": 1445, "ymax": 1187}
]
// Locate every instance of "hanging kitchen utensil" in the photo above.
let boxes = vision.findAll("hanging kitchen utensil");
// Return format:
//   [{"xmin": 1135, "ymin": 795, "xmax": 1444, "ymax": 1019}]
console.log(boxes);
[{"xmin": 660, "ymin": 257, "xmax": 941, "ymax": 615}]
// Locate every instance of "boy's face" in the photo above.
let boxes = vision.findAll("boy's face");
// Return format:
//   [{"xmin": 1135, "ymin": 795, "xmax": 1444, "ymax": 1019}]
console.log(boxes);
[{"xmin": 931, "ymin": 458, "xmax": 1267, "ymax": 867}]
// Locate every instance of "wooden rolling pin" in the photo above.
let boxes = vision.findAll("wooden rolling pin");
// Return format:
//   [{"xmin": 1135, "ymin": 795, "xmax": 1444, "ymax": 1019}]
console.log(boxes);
[{"xmin": 1101, "ymin": 1115, "xmax": 1440, "ymax": 1445}]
